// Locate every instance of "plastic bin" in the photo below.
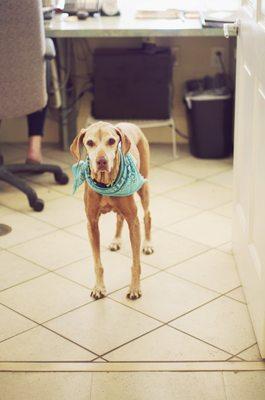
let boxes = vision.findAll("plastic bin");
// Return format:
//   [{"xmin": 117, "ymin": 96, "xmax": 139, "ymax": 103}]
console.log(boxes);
[{"xmin": 185, "ymin": 91, "xmax": 233, "ymax": 159}]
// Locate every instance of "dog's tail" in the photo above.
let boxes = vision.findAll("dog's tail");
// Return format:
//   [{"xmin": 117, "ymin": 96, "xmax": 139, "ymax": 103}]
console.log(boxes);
[{"xmin": 137, "ymin": 130, "xmax": 150, "ymax": 179}]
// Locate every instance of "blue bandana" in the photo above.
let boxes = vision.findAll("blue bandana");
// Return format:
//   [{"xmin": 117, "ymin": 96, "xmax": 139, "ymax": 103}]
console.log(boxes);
[{"xmin": 72, "ymin": 147, "xmax": 146, "ymax": 197}]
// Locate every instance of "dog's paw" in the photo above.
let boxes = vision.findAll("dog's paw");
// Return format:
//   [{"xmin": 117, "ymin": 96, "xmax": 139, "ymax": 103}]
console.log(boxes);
[
  {"xmin": 90, "ymin": 286, "xmax": 106, "ymax": 300},
  {"xmin": 109, "ymin": 239, "xmax": 121, "ymax": 252},
  {"xmin": 126, "ymin": 287, "xmax": 142, "ymax": 300},
  {"xmin": 142, "ymin": 240, "xmax": 154, "ymax": 255}
]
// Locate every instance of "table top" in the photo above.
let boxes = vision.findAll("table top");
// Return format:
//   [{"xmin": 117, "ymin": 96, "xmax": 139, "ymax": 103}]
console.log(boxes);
[{"xmin": 45, "ymin": 14, "xmax": 229, "ymax": 38}]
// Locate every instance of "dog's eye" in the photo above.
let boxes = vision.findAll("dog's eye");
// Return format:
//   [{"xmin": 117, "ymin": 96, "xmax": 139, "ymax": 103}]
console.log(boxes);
[
  {"xmin": 87, "ymin": 140, "xmax": 94, "ymax": 147},
  {"xmin": 108, "ymin": 138, "xmax": 115, "ymax": 146}
]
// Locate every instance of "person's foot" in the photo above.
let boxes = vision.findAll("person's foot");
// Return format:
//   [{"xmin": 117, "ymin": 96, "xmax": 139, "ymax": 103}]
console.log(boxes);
[{"xmin": 26, "ymin": 135, "xmax": 43, "ymax": 163}]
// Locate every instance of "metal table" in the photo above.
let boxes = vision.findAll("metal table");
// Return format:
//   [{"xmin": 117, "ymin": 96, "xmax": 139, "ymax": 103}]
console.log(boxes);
[{"xmin": 45, "ymin": 12, "xmax": 233, "ymax": 150}]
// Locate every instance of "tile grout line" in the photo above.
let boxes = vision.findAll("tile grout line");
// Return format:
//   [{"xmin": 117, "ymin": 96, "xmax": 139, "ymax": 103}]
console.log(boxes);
[
  {"xmin": 167, "ymin": 325, "xmax": 236, "ymax": 359},
  {"xmin": 7, "ymin": 243, "xmax": 93, "ymax": 275},
  {"xmin": 104, "ymin": 294, "xmax": 240, "ymax": 357},
  {"xmin": 160, "ymin": 218, "xmax": 231, "ymax": 244},
  {"xmin": 0, "ymin": 284, "xmax": 248, "ymax": 363},
  {"xmin": 0, "ymin": 302, "xmax": 102, "ymax": 360},
  {"xmin": 161, "ymin": 178, "xmax": 232, "ymax": 202},
  {"xmin": 4, "ymin": 227, "xmax": 60, "ymax": 251},
  {"xmin": 160, "ymin": 162, "xmax": 231, "ymax": 180},
  {"xmin": 52, "ymin": 264, "xmax": 162, "ymax": 294},
  {"xmin": 0, "ymin": 271, "xmax": 50, "ymax": 294},
  {"xmin": 39, "ymin": 324, "xmax": 100, "ymax": 359},
  {"xmin": 225, "ymin": 354, "xmax": 245, "ymax": 361},
  {"xmin": 231, "ymin": 342, "xmax": 260, "ymax": 360},
  {"xmin": 0, "ymin": 262, "xmax": 244, "ymax": 356},
  {"xmin": 166, "ymin": 285, "xmax": 245, "ymax": 326},
  {"xmin": 100, "ymin": 320, "xmax": 234, "ymax": 361}
]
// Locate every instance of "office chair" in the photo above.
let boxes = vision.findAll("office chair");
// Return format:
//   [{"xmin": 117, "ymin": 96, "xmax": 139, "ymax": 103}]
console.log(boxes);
[{"xmin": 0, "ymin": 0, "xmax": 68, "ymax": 212}]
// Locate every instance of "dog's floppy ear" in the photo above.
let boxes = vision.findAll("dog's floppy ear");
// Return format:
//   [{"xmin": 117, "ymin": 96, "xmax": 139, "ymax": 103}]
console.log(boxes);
[
  {"xmin": 115, "ymin": 127, "xmax": 131, "ymax": 155},
  {"xmin": 70, "ymin": 129, "xmax": 86, "ymax": 161}
]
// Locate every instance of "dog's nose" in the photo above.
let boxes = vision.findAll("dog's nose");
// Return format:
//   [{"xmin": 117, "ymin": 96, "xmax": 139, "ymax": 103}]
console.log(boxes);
[{"xmin": 96, "ymin": 157, "xmax": 108, "ymax": 170}]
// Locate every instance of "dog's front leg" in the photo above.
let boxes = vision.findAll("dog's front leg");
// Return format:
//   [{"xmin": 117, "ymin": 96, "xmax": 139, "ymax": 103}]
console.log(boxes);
[
  {"xmin": 126, "ymin": 212, "xmax": 141, "ymax": 299},
  {"xmin": 117, "ymin": 199, "xmax": 141, "ymax": 300},
  {"xmin": 87, "ymin": 216, "xmax": 106, "ymax": 299},
  {"xmin": 113, "ymin": 197, "xmax": 141, "ymax": 299}
]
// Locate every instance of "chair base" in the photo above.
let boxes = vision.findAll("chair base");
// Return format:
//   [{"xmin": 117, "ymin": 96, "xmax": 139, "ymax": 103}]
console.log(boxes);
[
  {"xmin": 0, "ymin": 162, "xmax": 69, "ymax": 212},
  {"xmin": 0, "ymin": 223, "xmax": 12, "ymax": 236}
]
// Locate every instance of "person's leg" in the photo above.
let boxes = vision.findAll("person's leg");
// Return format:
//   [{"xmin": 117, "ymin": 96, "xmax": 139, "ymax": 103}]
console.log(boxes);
[{"xmin": 26, "ymin": 107, "xmax": 47, "ymax": 163}]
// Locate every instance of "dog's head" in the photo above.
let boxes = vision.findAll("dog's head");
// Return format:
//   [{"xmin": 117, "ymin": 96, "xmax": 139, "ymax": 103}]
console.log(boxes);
[{"xmin": 70, "ymin": 121, "xmax": 131, "ymax": 185}]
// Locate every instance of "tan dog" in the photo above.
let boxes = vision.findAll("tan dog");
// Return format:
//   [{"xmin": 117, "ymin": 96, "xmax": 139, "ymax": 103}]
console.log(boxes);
[{"xmin": 70, "ymin": 121, "xmax": 153, "ymax": 300}]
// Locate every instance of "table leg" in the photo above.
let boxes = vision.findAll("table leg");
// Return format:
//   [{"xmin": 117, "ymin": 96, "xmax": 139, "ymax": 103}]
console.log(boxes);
[{"xmin": 56, "ymin": 38, "xmax": 77, "ymax": 150}]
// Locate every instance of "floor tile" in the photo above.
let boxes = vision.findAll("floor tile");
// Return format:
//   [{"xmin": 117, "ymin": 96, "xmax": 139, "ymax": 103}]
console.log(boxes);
[
  {"xmin": 0, "ymin": 144, "xmax": 27, "ymax": 163},
  {"xmin": 207, "ymin": 169, "xmax": 233, "ymax": 189},
  {"xmin": 218, "ymin": 242, "xmax": 233, "ymax": 254},
  {"xmin": 64, "ymin": 220, "xmax": 88, "ymax": 240},
  {"xmin": 171, "ymin": 296, "xmax": 257, "ymax": 355},
  {"xmin": 149, "ymin": 167, "xmax": 194, "ymax": 195},
  {"xmin": 91, "ymin": 372, "xmax": 226, "ymax": 400},
  {"xmin": 166, "ymin": 181, "xmax": 232, "ymax": 210},
  {"xmin": 223, "ymin": 371, "xmax": 265, "ymax": 400},
  {"xmin": 224, "ymin": 156, "xmax": 233, "ymax": 166},
  {"xmin": 0, "ymin": 251, "xmax": 45, "ymax": 291},
  {"xmin": 0, "ymin": 273, "xmax": 91, "ymax": 323},
  {"xmin": 27, "ymin": 167, "xmax": 74, "ymax": 195},
  {"xmin": 149, "ymin": 196, "xmax": 200, "ymax": 228},
  {"xmin": 0, "ymin": 372, "xmax": 92, "ymax": 400},
  {"xmin": 0, "ymin": 205, "xmax": 14, "ymax": 217},
  {"xmin": 163, "ymin": 156, "xmax": 229, "ymax": 179},
  {"xmin": 213, "ymin": 203, "xmax": 233, "ymax": 218},
  {"xmin": 0, "ymin": 326, "xmax": 95, "ymax": 361},
  {"xmin": 225, "ymin": 287, "xmax": 246, "ymax": 303},
  {"xmin": 110, "ymin": 271, "xmax": 217, "ymax": 322},
  {"xmin": 26, "ymin": 197, "xmax": 85, "ymax": 228},
  {"xmin": 228, "ymin": 356, "xmax": 243, "ymax": 361},
  {"xmin": 150, "ymin": 143, "xmax": 189, "ymax": 165},
  {"xmin": 121, "ymin": 229, "xmax": 208, "ymax": 269},
  {"xmin": 0, "ymin": 181, "xmax": 62, "ymax": 212},
  {"xmin": 167, "ymin": 249, "xmax": 240, "ymax": 294},
  {"xmin": 45, "ymin": 298, "xmax": 160, "ymax": 355},
  {"xmin": 0, "ymin": 212, "xmax": 55, "ymax": 249},
  {"xmin": 105, "ymin": 325, "xmax": 230, "ymax": 361},
  {"xmin": 11, "ymin": 230, "xmax": 91, "ymax": 270},
  {"xmin": 0, "ymin": 304, "xmax": 35, "ymax": 342},
  {"xmin": 166, "ymin": 212, "xmax": 231, "ymax": 247},
  {"xmin": 65, "ymin": 212, "xmax": 131, "ymax": 248},
  {"xmin": 237, "ymin": 344, "xmax": 262, "ymax": 361},
  {"xmin": 41, "ymin": 155, "xmax": 70, "ymax": 170},
  {"xmin": 56, "ymin": 251, "xmax": 157, "ymax": 293},
  {"xmin": 44, "ymin": 146, "xmax": 75, "ymax": 165}
]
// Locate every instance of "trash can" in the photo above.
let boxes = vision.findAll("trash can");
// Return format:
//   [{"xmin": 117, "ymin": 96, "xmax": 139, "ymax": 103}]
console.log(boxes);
[{"xmin": 185, "ymin": 90, "xmax": 234, "ymax": 159}]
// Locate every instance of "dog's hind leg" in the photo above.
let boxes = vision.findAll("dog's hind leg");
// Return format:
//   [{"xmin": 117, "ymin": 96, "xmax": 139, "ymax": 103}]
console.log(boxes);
[
  {"xmin": 136, "ymin": 134, "xmax": 154, "ymax": 255},
  {"xmin": 109, "ymin": 213, "xmax": 124, "ymax": 251},
  {"xmin": 138, "ymin": 183, "xmax": 154, "ymax": 255}
]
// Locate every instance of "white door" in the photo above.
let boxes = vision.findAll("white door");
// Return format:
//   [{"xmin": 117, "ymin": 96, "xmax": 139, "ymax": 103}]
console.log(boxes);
[{"xmin": 233, "ymin": 0, "xmax": 265, "ymax": 357}]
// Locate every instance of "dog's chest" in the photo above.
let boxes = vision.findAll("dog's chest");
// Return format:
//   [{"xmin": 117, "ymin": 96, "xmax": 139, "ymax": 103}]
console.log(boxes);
[{"xmin": 99, "ymin": 197, "xmax": 118, "ymax": 214}]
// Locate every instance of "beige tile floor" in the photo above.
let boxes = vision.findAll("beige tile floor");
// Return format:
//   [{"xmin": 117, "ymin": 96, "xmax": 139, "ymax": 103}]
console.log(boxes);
[{"xmin": 0, "ymin": 143, "xmax": 265, "ymax": 398}]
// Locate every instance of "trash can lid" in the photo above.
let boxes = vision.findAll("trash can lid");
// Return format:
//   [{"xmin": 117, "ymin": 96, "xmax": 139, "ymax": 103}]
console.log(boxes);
[{"xmin": 185, "ymin": 91, "xmax": 231, "ymax": 109}]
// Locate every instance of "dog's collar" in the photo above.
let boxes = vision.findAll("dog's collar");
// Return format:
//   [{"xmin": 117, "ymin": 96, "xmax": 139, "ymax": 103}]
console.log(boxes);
[{"xmin": 72, "ymin": 147, "xmax": 146, "ymax": 197}]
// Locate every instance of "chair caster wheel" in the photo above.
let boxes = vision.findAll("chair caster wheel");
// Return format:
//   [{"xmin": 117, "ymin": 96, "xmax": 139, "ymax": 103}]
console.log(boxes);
[
  {"xmin": 31, "ymin": 198, "xmax": 44, "ymax": 212},
  {"xmin": 55, "ymin": 172, "xmax": 69, "ymax": 185}
]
